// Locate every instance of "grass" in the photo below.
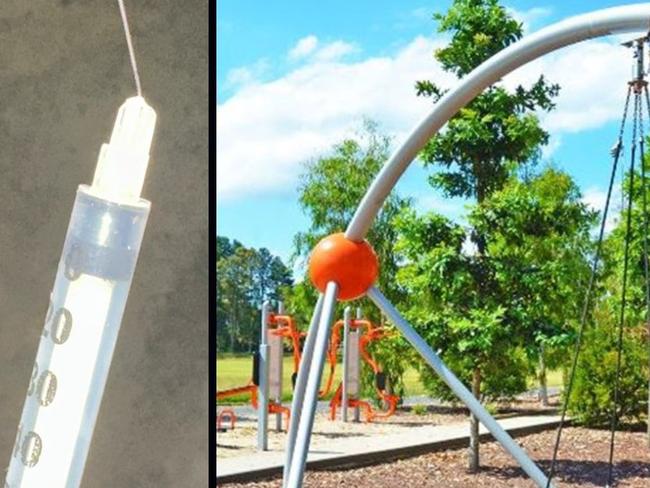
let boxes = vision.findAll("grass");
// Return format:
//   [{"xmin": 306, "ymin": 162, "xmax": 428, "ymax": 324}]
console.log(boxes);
[
  {"xmin": 216, "ymin": 354, "xmax": 563, "ymax": 405},
  {"xmin": 217, "ymin": 354, "xmax": 345, "ymax": 404},
  {"xmin": 527, "ymin": 369, "xmax": 563, "ymax": 389}
]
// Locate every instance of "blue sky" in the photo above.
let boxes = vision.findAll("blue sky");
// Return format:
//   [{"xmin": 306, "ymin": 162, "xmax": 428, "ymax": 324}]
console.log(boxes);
[{"xmin": 217, "ymin": 0, "xmax": 648, "ymax": 268}]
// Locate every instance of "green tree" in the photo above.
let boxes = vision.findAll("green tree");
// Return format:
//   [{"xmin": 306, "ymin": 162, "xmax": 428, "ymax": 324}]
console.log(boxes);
[
  {"xmin": 469, "ymin": 168, "xmax": 595, "ymax": 404},
  {"xmin": 395, "ymin": 168, "xmax": 592, "ymax": 469},
  {"xmin": 218, "ymin": 245, "xmax": 258, "ymax": 352},
  {"xmin": 217, "ymin": 237, "xmax": 293, "ymax": 352},
  {"xmin": 406, "ymin": 0, "xmax": 560, "ymax": 470},
  {"xmin": 217, "ymin": 236, "xmax": 243, "ymax": 350},
  {"xmin": 251, "ymin": 247, "xmax": 293, "ymax": 307},
  {"xmin": 288, "ymin": 120, "xmax": 414, "ymax": 400},
  {"xmin": 568, "ymin": 165, "xmax": 650, "ymax": 429}
]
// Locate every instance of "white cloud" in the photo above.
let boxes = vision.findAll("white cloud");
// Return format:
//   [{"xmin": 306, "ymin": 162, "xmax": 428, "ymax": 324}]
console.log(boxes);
[
  {"xmin": 582, "ymin": 185, "xmax": 622, "ymax": 234},
  {"xmin": 506, "ymin": 6, "xmax": 552, "ymax": 32},
  {"xmin": 288, "ymin": 35, "xmax": 319, "ymax": 60},
  {"xmin": 223, "ymin": 59, "xmax": 269, "ymax": 90},
  {"xmin": 313, "ymin": 40, "xmax": 359, "ymax": 62},
  {"xmin": 218, "ymin": 28, "xmax": 639, "ymax": 202},
  {"xmin": 541, "ymin": 134, "xmax": 562, "ymax": 160},
  {"xmin": 217, "ymin": 36, "xmax": 454, "ymax": 201},
  {"xmin": 502, "ymin": 39, "xmax": 631, "ymax": 134}
]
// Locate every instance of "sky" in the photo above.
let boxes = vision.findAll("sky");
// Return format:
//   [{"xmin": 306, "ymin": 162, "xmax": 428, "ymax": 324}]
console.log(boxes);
[{"xmin": 217, "ymin": 0, "xmax": 650, "ymax": 269}]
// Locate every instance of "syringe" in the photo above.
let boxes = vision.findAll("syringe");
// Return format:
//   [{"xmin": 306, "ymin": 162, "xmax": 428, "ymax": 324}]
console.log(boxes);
[{"xmin": 4, "ymin": 96, "xmax": 156, "ymax": 488}]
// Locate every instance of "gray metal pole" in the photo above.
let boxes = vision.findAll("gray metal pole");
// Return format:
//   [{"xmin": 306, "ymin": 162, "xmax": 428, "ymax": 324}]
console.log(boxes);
[
  {"xmin": 276, "ymin": 301, "xmax": 285, "ymax": 432},
  {"xmin": 257, "ymin": 301, "xmax": 271, "ymax": 451},
  {"xmin": 285, "ymin": 282, "xmax": 339, "ymax": 488},
  {"xmin": 354, "ymin": 307, "xmax": 362, "ymax": 422},
  {"xmin": 282, "ymin": 295, "xmax": 324, "ymax": 488},
  {"xmin": 366, "ymin": 286, "xmax": 552, "ymax": 488},
  {"xmin": 342, "ymin": 307, "xmax": 351, "ymax": 422},
  {"xmin": 344, "ymin": 4, "xmax": 650, "ymax": 242}
]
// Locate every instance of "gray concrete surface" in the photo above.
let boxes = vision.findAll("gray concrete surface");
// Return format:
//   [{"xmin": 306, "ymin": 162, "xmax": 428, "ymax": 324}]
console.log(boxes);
[
  {"xmin": 0, "ymin": 1, "xmax": 207, "ymax": 487},
  {"xmin": 216, "ymin": 414, "xmax": 564, "ymax": 484}
]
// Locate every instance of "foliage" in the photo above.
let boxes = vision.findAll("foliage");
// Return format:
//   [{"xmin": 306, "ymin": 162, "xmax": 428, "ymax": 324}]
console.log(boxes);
[
  {"xmin": 416, "ymin": 0, "xmax": 559, "ymax": 203},
  {"xmin": 568, "ymin": 162, "xmax": 650, "ymax": 425},
  {"xmin": 412, "ymin": 404, "xmax": 428, "ymax": 416},
  {"xmin": 216, "ymin": 236, "xmax": 293, "ymax": 352},
  {"xmin": 288, "ymin": 120, "xmax": 415, "ymax": 398},
  {"xmin": 567, "ymin": 301, "xmax": 648, "ymax": 426},
  {"xmin": 395, "ymin": 168, "xmax": 594, "ymax": 402},
  {"xmin": 469, "ymin": 169, "xmax": 596, "ymax": 370}
]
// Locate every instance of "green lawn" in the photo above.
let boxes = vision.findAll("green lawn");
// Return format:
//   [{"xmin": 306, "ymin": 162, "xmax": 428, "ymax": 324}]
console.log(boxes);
[
  {"xmin": 217, "ymin": 354, "xmax": 345, "ymax": 404},
  {"xmin": 216, "ymin": 354, "xmax": 562, "ymax": 404}
]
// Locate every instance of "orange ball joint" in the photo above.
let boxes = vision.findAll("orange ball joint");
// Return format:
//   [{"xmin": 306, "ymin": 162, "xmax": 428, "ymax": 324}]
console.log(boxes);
[{"xmin": 308, "ymin": 232, "xmax": 379, "ymax": 301}]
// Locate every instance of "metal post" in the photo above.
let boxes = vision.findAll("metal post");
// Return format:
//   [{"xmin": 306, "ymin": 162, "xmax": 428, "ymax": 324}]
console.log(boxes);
[
  {"xmin": 257, "ymin": 301, "xmax": 270, "ymax": 451},
  {"xmin": 285, "ymin": 282, "xmax": 339, "ymax": 488},
  {"xmin": 367, "ymin": 286, "xmax": 552, "ymax": 488},
  {"xmin": 282, "ymin": 295, "xmax": 324, "ymax": 488},
  {"xmin": 354, "ymin": 307, "xmax": 362, "ymax": 422},
  {"xmin": 342, "ymin": 307, "xmax": 351, "ymax": 422},
  {"xmin": 275, "ymin": 301, "xmax": 285, "ymax": 432}
]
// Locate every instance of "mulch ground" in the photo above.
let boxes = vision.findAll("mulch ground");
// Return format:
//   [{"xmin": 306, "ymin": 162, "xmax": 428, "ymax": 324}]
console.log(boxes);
[{"xmin": 219, "ymin": 426, "xmax": 650, "ymax": 487}]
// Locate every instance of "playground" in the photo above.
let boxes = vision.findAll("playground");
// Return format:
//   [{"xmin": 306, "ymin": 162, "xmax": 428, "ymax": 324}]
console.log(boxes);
[{"xmin": 217, "ymin": 2, "xmax": 650, "ymax": 487}]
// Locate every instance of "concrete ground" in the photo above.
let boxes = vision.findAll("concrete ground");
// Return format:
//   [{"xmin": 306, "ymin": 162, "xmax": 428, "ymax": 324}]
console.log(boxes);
[{"xmin": 216, "ymin": 413, "xmax": 563, "ymax": 484}]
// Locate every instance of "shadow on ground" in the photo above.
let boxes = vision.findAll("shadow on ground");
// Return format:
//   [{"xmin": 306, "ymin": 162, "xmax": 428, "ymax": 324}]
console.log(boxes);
[{"xmin": 478, "ymin": 459, "xmax": 650, "ymax": 485}]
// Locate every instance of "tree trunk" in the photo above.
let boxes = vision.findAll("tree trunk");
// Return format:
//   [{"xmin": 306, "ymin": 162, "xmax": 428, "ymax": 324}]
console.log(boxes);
[
  {"xmin": 468, "ymin": 367, "xmax": 481, "ymax": 473},
  {"xmin": 538, "ymin": 344, "xmax": 549, "ymax": 407}
]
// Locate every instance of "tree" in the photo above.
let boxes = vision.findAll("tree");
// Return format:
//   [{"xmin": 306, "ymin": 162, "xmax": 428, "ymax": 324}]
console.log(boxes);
[
  {"xmin": 469, "ymin": 168, "xmax": 595, "ymax": 405},
  {"xmin": 251, "ymin": 248, "xmax": 293, "ymax": 307},
  {"xmin": 395, "ymin": 168, "xmax": 593, "ymax": 469},
  {"xmin": 218, "ymin": 245, "xmax": 258, "ymax": 352},
  {"xmin": 408, "ymin": 0, "xmax": 560, "ymax": 471},
  {"xmin": 216, "ymin": 237, "xmax": 293, "ymax": 353},
  {"xmin": 568, "ymin": 165, "xmax": 650, "ymax": 430},
  {"xmin": 217, "ymin": 236, "xmax": 244, "ymax": 350},
  {"xmin": 288, "ymin": 120, "xmax": 414, "ymax": 399}
]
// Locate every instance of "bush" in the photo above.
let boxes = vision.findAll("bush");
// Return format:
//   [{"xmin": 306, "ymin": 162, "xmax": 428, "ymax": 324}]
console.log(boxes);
[
  {"xmin": 567, "ymin": 308, "xmax": 648, "ymax": 426},
  {"xmin": 412, "ymin": 404, "xmax": 428, "ymax": 416}
]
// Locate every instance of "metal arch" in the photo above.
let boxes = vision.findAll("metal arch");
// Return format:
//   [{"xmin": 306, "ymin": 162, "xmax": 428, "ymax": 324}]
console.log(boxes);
[{"xmin": 345, "ymin": 3, "xmax": 650, "ymax": 242}]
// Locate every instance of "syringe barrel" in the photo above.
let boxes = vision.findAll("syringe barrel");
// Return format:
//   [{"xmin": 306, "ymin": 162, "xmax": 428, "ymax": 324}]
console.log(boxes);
[{"xmin": 5, "ymin": 184, "xmax": 150, "ymax": 488}]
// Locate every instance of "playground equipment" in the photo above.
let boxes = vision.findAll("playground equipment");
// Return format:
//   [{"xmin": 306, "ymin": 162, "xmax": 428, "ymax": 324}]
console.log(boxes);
[
  {"xmin": 217, "ymin": 409, "xmax": 237, "ymax": 433},
  {"xmin": 281, "ymin": 5, "xmax": 650, "ymax": 488},
  {"xmin": 321, "ymin": 307, "xmax": 399, "ymax": 422},
  {"xmin": 217, "ymin": 303, "xmax": 302, "ymax": 445}
]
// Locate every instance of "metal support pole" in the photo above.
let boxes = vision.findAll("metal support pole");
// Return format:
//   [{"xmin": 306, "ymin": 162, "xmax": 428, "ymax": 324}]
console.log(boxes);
[
  {"xmin": 257, "ymin": 301, "xmax": 271, "ymax": 451},
  {"xmin": 275, "ymin": 301, "xmax": 285, "ymax": 432},
  {"xmin": 354, "ymin": 307, "xmax": 362, "ymax": 422},
  {"xmin": 282, "ymin": 295, "xmax": 324, "ymax": 488},
  {"xmin": 342, "ymin": 307, "xmax": 351, "ymax": 422},
  {"xmin": 354, "ymin": 307, "xmax": 363, "ymax": 422},
  {"xmin": 367, "ymin": 286, "xmax": 552, "ymax": 488},
  {"xmin": 285, "ymin": 282, "xmax": 339, "ymax": 488}
]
